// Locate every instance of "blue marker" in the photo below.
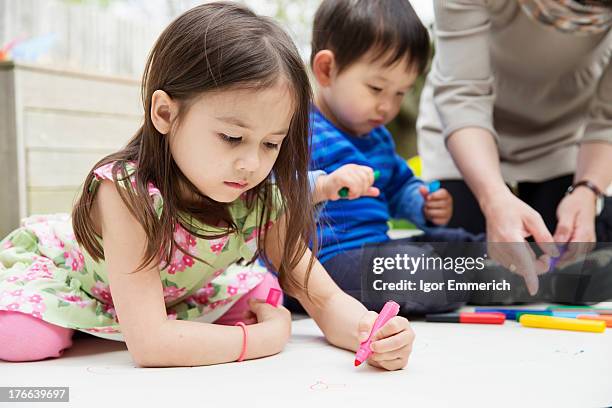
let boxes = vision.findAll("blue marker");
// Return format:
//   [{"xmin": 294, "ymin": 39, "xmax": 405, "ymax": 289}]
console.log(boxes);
[
  {"xmin": 427, "ymin": 180, "xmax": 440, "ymax": 193},
  {"xmin": 552, "ymin": 311, "xmax": 598, "ymax": 319}
]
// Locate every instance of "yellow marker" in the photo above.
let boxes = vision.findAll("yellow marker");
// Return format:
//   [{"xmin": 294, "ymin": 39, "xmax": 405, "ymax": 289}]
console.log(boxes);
[{"xmin": 519, "ymin": 314, "xmax": 605, "ymax": 333}]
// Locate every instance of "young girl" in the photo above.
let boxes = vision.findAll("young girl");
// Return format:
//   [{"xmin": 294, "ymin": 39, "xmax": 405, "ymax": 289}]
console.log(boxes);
[{"xmin": 0, "ymin": 2, "xmax": 413, "ymax": 370}]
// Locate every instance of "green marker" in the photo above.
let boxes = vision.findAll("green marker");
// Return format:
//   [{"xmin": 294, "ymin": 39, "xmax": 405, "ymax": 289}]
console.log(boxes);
[
  {"xmin": 546, "ymin": 305, "xmax": 596, "ymax": 311},
  {"xmin": 515, "ymin": 311, "xmax": 553, "ymax": 321},
  {"xmin": 546, "ymin": 305, "xmax": 612, "ymax": 315},
  {"xmin": 338, "ymin": 169, "xmax": 380, "ymax": 198}
]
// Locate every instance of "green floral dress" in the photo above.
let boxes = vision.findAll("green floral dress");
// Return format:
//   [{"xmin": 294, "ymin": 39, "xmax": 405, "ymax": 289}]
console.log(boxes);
[{"xmin": 0, "ymin": 162, "xmax": 283, "ymax": 341}]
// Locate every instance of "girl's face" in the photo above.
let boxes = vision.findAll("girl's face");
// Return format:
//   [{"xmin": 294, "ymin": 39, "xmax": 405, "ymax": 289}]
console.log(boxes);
[{"xmin": 168, "ymin": 81, "xmax": 294, "ymax": 203}]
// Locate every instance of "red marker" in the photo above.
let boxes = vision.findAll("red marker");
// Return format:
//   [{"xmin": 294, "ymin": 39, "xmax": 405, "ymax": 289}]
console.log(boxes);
[
  {"xmin": 266, "ymin": 288, "xmax": 282, "ymax": 307},
  {"xmin": 426, "ymin": 312, "xmax": 505, "ymax": 324}
]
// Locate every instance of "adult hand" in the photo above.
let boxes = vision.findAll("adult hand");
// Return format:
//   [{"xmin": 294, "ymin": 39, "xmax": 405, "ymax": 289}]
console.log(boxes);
[
  {"xmin": 482, "ymin": 190, "xmax": 559, "ymax": 295},
  {"xmin": 553, "ymin": 187, "xmax": 597, "ymax": 267}
]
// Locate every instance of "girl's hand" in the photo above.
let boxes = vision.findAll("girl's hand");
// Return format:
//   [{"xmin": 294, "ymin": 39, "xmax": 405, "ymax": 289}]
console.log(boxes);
[
  {"xmin": 314, "ymin": 164, "xmax": 379, "ymax": 203},
  {"xmin": 247, "ymin": 298, "xmax": 292, "ymax": 344},
  {"xmin": 419, "ymin": 186, "xmax": 453, "ymax": 225},
  {"xmin": 357, "ymin": 311, "xmax": 414, "ymax": 371},
  {"xmin": 248, "ymin": 298, "xmax": 291, "ymax": 323}
]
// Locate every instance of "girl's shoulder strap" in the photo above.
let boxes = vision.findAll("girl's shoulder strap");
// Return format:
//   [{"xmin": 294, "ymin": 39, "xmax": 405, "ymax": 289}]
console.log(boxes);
[{"xmin": 89, "ymin": 161, "xmax": 164, "ymax": 218}]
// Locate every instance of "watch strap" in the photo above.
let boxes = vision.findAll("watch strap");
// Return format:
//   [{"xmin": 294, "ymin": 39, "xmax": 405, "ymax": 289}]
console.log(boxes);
[{"xmin": 567, "ymin": 180, "xmax": 604, "ymax": 197}]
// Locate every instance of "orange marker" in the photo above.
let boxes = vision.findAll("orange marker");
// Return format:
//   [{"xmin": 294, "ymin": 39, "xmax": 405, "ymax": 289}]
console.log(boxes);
[{"xmin": 577, "ymin": 314, "xmax": 612, "ymax": 328}]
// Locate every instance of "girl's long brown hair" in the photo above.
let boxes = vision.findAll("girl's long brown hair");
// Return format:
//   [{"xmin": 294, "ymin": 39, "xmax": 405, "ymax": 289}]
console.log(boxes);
[{"xmin": 72, "ymin": 2, "xmax": 316, "ymax": 297}]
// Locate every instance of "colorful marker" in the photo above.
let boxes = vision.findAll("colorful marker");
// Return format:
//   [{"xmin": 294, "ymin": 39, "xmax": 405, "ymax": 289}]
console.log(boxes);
[
  {"xmin": 338, "ymin": 170, "xmax": 380, "ymax": 198},
  {"xmin": 546, "ymin": 305, "xmax": 612, "ymax": 315},
  {"xmin": 514, "ymin": 311, "xmax": 553, "ymax": 320},
  {"xmin": 548, "ymin": 243, "xmax": 568, "ymax": 272},
  {"xmin": 519, "ymin": 314, "xmax": 606, "ymax": 333},
  {"xmin": 426, "ymin": 312, "xmax": 505, "ymax": 324},
  {"xmin": 577, "ymin": 315, "xmax": 612, "ymax": 327},
  {"xmin": 474, "ymin": 308, "xmax": 550, "ymax": 321},
  {"xmin": 552, "ymin": 311, "xmax": 598, "ymax": 319},
  {"xmin": 354, "ymin": 301, "xmax": 400, "ymax": 367},
  {"xmin": 427, "ymin": 180, "xmax": 440, "ymax": 193},
  {"xmin": 265, "ymin": 288, "xmax": 282, "ymax": 307},
  {"xmin": 546, "ymin": 305, "xmax": 595, "ymax": 311}
]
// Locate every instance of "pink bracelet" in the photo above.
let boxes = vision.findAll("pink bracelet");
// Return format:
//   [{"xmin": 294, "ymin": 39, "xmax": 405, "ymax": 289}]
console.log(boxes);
[{"xmin": 235, "ymin": 322, "xmax": 247, "ymax": 362}]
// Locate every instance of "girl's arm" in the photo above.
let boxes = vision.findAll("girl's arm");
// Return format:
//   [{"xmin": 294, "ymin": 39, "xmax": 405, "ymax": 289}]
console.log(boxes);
[
  {"xmin": 94, "ymin": 180, "xmax": 289, "ymax": 367},
  {"xmin": 265, "ymin": 216, "xmax": 413, "ymax": 362}
]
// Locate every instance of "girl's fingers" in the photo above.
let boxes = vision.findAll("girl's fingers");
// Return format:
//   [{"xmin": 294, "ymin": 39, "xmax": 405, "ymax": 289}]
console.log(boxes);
[
  {"xmin": 370, "ymin": 329, "xmax": 414, "ymax": 353},
  {"xmin": 370, "ymin": 344, "xmax": 412, "ymax": 363},
  {"xmin": 372, "ymin": 316, "xmax": 409, "ymax": 340},
  {"xmin": 379, "ymin": 357, "xmax": 408, "ymax": 371},
  {"xmin": 358, "ymin": 311, "xmax": 379, "ymax": 342},
  {"xmin": 243, "ymin": 316, "xmax": 257, "ymax": 325}
]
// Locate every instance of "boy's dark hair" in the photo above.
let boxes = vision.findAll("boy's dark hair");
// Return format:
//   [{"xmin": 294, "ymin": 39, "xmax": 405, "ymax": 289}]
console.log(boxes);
[{"xmin": 311, "ymin": 0, "xmax": 430, "ymax": 74}]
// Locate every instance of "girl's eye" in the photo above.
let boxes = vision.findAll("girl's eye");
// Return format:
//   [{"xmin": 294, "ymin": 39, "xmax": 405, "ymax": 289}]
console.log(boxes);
[
  {"xmin": 368, "ymin": 85, "xmax": 383, "ymax": 93},
  {"xmin": 219, "ymin": 133, "xmax": 242, "ymax": 144},
  {"xmin": 397, "ymin": 91, "xmax": 406, "ymax": 97},
  {"xmin": 264, "ymin": 142, "xmax": 280, "ymax": 150}
]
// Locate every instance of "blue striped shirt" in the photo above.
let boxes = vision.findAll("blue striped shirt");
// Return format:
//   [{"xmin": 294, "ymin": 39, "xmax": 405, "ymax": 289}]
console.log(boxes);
[{"xmin": 310, "ymin": 107, "xmax": 428, "ymax": 263}]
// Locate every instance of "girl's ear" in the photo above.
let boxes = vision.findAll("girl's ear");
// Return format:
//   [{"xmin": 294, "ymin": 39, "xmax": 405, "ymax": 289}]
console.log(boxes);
[
  {"xmin": 312, "ymin": 50, "xmax": 336, "ymax": 88},
  {"xmin": 151, "ymin": 90, "xmax": 179, "ymax": 134}
]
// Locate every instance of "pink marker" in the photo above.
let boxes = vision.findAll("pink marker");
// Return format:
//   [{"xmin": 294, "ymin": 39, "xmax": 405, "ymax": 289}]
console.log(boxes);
[
  {"xmin": 354, "ymin": 301, "xmax": 400, "ymax": 367},
  {"xmin": 266, "ymin": 288, "xmax": 282, "ymax": 307}
]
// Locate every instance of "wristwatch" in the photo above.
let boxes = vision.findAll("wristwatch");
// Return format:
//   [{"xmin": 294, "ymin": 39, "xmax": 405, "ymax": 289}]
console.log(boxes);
[{"xmin": 566, "ymin": 180, "xmax": 605, "ymax": 216}]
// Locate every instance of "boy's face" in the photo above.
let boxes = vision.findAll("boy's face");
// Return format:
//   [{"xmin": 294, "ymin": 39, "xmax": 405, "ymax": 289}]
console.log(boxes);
[
  {"xmin": 168, "ymin": 81, "xmax": 293, "ymax": 203},
  {"xmin": 317, "ymin": 51, "xmax": 418, "ymax": 136}
]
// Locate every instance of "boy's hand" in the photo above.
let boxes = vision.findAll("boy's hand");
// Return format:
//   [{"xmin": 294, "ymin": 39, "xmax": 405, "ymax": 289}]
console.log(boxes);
[
  {"xmin": 419, "ymin": 186, "xmax": 453, "ymax": 226},
  {"xmin": 314, "ymin": 164, "xmax": 379, "ymax": 203},
  {"xmin": 357, "ymin": 312, "xmax": 414, "ymax": 371}
]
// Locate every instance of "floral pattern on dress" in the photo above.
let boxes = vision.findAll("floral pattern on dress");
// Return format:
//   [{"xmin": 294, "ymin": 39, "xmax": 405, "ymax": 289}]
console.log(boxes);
[{"xmin": 0, "ymin": 161, "xmax": 285, "ymax": 341}]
